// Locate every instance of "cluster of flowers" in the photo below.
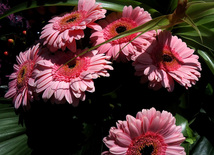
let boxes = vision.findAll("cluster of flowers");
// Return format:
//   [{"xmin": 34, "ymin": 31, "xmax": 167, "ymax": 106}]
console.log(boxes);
[{"xmin": 4, "ymin": 0, "xmax": 201, "ymax": 154}]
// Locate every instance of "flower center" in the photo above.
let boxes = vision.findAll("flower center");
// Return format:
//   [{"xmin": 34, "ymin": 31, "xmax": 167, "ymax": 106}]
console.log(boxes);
[
  {"xmin": 126, "ymin": 132, "xmax": 167, "ymax": 155},
  {"xmin": 152, "ymin": 45, "xmax": 183, "ymax": 71},
  {"xmin": 162, "ymin": 54, "xmax": 173, "ymax": 62},
  {"xmin": 66, "ymin": 16, "xmax": 77, "ymax": 23},
  {"xmin": 17, "ymin": 62, "xmax": 32, "ymax": 89},
  {"xmin": 52, "ymin": 57, "xmax": 90, "ymax": 82},
  {"xmin": 116, "ymin": 26, "xmax": 127, "ymax": 34},
  {"xmin": 53, "ymin": 11, "xmax": 86, "ymax": 31},
  {"xmin": 140, "ymin": 145, "xmax": 154, "ymax": 155},
  {"xmin": 103, "ymin": 17, "xmax": 138, "ymax": 44}
]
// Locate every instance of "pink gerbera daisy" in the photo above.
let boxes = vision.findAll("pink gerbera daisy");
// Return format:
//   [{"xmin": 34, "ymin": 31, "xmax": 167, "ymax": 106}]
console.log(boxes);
[
  {"xmin": 102, "ymin": 107, "xmax": 186, "ymax": 155},
  {"xmin": 133, "ymin": 30, "xmax": 201, "ymax": 92},
  {"xmin": 4, "ymin": 44, "xmax": 41, "ymax": 109},
  {"xmin": 90, "ymin": 5, "xmax": 156, "ymax": 61},
  {"xmin": 35, "ymin": 48, "xmax": 113, "ymax": 106},
  {"xmin": 40, "ymin": 0, "xmax": 106, "ymax": 52}
]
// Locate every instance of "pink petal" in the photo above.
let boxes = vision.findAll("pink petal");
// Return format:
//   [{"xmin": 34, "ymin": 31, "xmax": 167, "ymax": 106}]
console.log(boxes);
[
  {"xmin": 110, "ymin": 146, "xmax": 128, "ymax": 154},
  {"xmin": 123, "ymin": 6, "xmax": 133, "ymax": 18},
  {"xmin": 115, "ymin": 132, "xmax": 132, "ymax": 147}
]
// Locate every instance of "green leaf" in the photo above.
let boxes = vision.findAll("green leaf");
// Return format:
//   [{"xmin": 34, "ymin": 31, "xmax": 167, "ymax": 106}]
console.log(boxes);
[
  {"xmin": 197, "ymin": 50, "xmax": 214, "ymax": 75},
  {"xmin": 175, "ymin": 113, "xmax": 189, "ymax": 137},
  {"xmin": 0, "ymin": 0, "xmax": 75, "ymax": 20},
  {"xmin": 0, "ymin": 0, "xmax": 142, "ymax": 20},
  {"xmin": 182, "ymin": 15, "xmax": 203, "ymax": 43},
  {"xmin": 182, "ymin": 142, "xmax": 190, "ymax": 155},
  {"xmin": 205, "ymin": 83, "xmax": 213, "ymax": 96},
  {"xmin": 141, "ymin": 0, "xmax": 177, "ymax": 14},
  {"xmin": 175, "ymin": 114, "xmax": 196, "ymax": 155},
  {"xmin": 173, "ymin": 25, "xmax": 214, "ymax": 52},
  {"xmin": 186, "ymin": 138, "xmax": 194, "ymax": 144},
  {"xmin": 186, "ymin": 2, "xmax": 214, "ymax": 20},
  {"xmin": 97, "ymin": 0, "xmax": 141, "ymax": 12},
  {"xmin": 174, "ymin": 2, "xmax": 214, "ymax": 44},
  {"xmin": 189, "ymin": 0, "xmax": 214, "ymax": 2},
  {"xmin": 107, "ymin": 15, "xmax": 169, "ymax": 41},
  {"xmin": 0, "ymin": 134, "xmax": 31, "ymax": 155},
  {"xmin": 60, "ymin": 14, "xmax": 170, "ymax": 67},
  {"xmin": 176, "ymin": 5, "xmax": 214, "ymax": 28},
  {"xmin": 0, "ymin": 103, "xmax": 31, "ymax": 155},
  {"xmin": 175, "ymin": 114, "xmax": 196, "ymax": 143},
  {"xmin": 194, "ymin": 9, "xmax": 214, "ymax": 26},
  {"xmin": 190, "ymin": 136, "xmax": 214, "ymax": 155}
]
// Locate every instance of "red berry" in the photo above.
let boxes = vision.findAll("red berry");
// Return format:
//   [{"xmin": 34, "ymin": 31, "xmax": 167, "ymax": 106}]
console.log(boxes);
[
  {"xmin": 8, "ymin": 39, "xmax": 14, "ymax": 44},
  {"xmin": 22, "ymin": 30, "xmax": 27, "ymax": 35},
  {"xmin": 4, "ymin": 51, "xmax": 8, "ymax": 56}
]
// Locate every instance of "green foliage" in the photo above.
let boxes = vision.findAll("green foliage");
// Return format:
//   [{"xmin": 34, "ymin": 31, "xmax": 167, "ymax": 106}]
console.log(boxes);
[
  {"xmin": 190, "ymin": 136, "xmax": 214, "ymax": 155},
  {"xmin": 0, "ymin": 103, "xmax": 31, "ymax": 155},
  {"xmin": 0, "ymin": 0, "xmax": 142, "ymax": 20},
  {"xmin": 197, "ymin": 50, "xmax": 214, "ymax": 75}
]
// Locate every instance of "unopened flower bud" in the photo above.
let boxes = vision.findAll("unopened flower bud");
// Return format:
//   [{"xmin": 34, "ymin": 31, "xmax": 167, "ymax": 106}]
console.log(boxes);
[
  {"xmin": 168, "ymin": 0, "xmax": 188, "ymax": 26},
  {"xmin": 8, "ymin": 39, "xmax": 14, "ymax": 44},
  {"xmin": 22, "ymin": 30, "xmax": 27, "ymax": 35},
  {"xmin": 4, "ymin": 51, "xmax": 9, "ymax": 56}
]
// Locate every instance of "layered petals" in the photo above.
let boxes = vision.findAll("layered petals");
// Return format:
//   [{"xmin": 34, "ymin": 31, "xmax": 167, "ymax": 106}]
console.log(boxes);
[
  {"xmin": 40, "ymin": 0, "xmax": 106, "ymax": 52},
  {"xmin": 133, "ymin": 30, "xmax": 201, "ymax": 91},
  {"xmin": 4, "ymin": 44, "xmax": 41, "ymax": 109},
  {"xmin": 35, "ymin": 48, "xmax": 113, "ymax": 106},
  {"xmin": 102, "ymin": 107, "xmax": 186, "ymax": 155},
  {"xmin": 90, "ymin": 5, "xmax": 156, "ymax": 61}
]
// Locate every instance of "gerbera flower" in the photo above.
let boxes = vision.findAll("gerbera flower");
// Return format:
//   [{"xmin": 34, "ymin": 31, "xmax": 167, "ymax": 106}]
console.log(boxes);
[
  {"xmin": 4, "ymin": 44, "xmax": 41, "ymax": 109},
  {"xmin": 35, "ymin": 48, "xmax": 113, "ymax": 106},
  {"xmin": 40, "ymin": 0, "xmax": 106, "ymax": 52},
  {"xmin": 102, "ymin": 107, "xmax": 186, "ymax": 155},
  {"xmin": 90, "ymin": 5, "xmax": 156, "ymax": 61},
  {"xmin": 133, "ymin": 30, "xmax": 201, "ymax": 92}
]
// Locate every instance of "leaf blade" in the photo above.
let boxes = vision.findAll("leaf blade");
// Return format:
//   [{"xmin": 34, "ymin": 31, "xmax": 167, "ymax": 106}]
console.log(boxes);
[{"xmin": 197, "ymin": 50, "xmax": 214, "ymax": 75}]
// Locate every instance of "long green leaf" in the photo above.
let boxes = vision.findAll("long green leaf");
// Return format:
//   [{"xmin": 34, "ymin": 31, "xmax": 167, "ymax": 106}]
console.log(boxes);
[
  {"xmin": 59, "ymin": 15, "xmax": 170, "ymax": 67},
  {"xmin": 182, "ymin": 15, "xmax": 203, "ymax": 43},
  {"xmin": 190, "ymin": 136, "xmax": 214, "ymax": 155},
  {"xmin": 0, "ymin": 0, "xmax": 142, "ymax": 20},
  {"xmin": 186, "ymin": 2, "xmax": 214, "ymax": 20},
  {"xmin": 197, "ymin": 50, "xmax": 214, "ymax": 75},
  {"xmin": 0, "ymin": 0, "xmax": 75, "ymax": 20},
  {"xmin": 0, "ymin": 103, "xmax": 31, "ymax": 155},
  {"xmin": 175, "ymin": 113, "xmax": 196, "ymax": 155},
  {"xmin": 97, "ymin": 0, "xmax": 141, "ymax": 11},
  {"xmin": 175, "ymin": 114, "xmax": 189, "ymax": 136},
  {"xmin": 0, "ymin": 134, "xmax": 31, "ymax": 155},
  {"xmin": 176, "ymin": 5, "xmax": 214, "ymax": 28},
  {"xmin": 173, "ymin": 25, "xmax": 214, "ymax": 52}
]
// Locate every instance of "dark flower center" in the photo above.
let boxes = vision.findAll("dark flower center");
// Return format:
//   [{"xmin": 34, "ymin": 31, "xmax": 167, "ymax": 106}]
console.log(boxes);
[
  {"xmin": 126, "ymin": 132, "xmax": 167, "ymax": 155},
  {"xmin": 67, "ymin": 60, "xmax": 76, "ymax": 68},
  {"xmin": 116, "ymin": 26, "xmax": 127, "ymax": 34},
  {"xmin": 162, "ymin": 54, "xmax": 173, "ymax": 62},
  {"xmin": 140, "ymin": 145, "xmax": 154, "ymax": 155},
  {"xmin": 20, "ymin": 68, "xmax": 26, "ymax": 77},
  {"xmin": 53, "ymin": 57, "xmax": 90, "ymax": 82},
  {"xmin": 17, "ymin": 65, "xmax": 28, "ymax": 88},
  {"xmin": 66, "ymin": 16, "xmax": 77, "ymax": 23}
]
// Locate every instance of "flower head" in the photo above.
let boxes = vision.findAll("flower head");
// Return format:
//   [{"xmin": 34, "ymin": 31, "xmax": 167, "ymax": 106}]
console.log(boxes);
[
  {"xmin": 35, "ymin": 48, "xmax": 113, "ymax": 106},
  {"xmin": 133, "ymin": 30, "xmax": 201, "ymax": 92},
  {"xmin": 90, "ymin": 5, "xmax": 156, "ymax": 61},
  {"xmin": 4, "ymin": 44, "xmax": 41, "ymax": 109},
  {"xmin": 40, "ymin": 0, "xmax": 106, "ymax": 52},
  {"xmin": 102, "ymin": 107, "xmax": 186, "ymax": 155}
]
